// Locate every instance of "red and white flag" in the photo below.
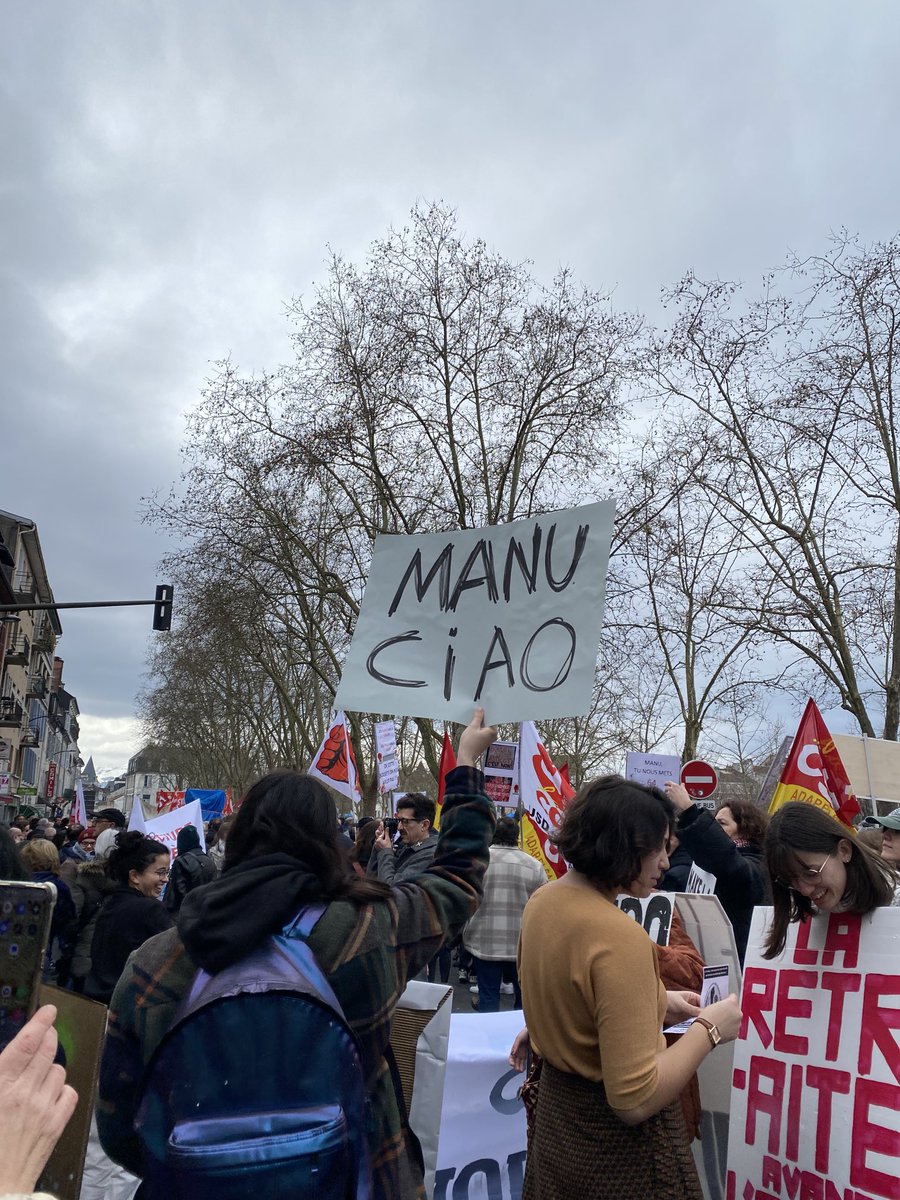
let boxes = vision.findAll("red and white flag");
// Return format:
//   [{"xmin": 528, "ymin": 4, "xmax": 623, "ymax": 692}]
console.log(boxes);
[
  {"xmin": 518, "ymin": 721, "xmax": 573, "ymax": 880},
  {"xmin": 307, "ymin": 711, "xmax": 362, "ymax": 803}
]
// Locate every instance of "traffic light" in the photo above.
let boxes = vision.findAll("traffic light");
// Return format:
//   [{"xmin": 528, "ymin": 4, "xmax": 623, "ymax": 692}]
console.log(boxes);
[{"xmin": 152, "ymin": 584, "xmax": 174, "ymax": 632}]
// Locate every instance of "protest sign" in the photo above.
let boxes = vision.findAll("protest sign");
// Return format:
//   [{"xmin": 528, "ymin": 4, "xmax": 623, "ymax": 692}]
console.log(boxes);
[
  {"xmin": 155, "ymin": 790, "xmax": 184, "ymax": 814},
  {"xmin": 624, "ymin": 751, "xmax": 682, "ymax": 790},
  {"xmin": 687, "ymin": 862, "xmax": 717, "ymax": 895},
  {"xmin": 435, "ymin": 1011, "xmax": 527, "ymax": 1200},
  {"xmin": 483, "ymin": 740, "xmax": 520, "ymax": 808},
  {"xmin": 615, "ymin": 890, "xmax": 674, "ymax": 946},
  {"xmin": 37, "ymin": 985, "xmax": 107, "ymax": 1200},
  {"xmin": 518, "ymin": 721, "xmax": 572, "ymax": 880},
  {"xmin": 184, "ymin": 787, "xmax": 227, "ymax": 821},
  {"xmin": 728, "ymin": 906, "xmax": 900, "ymax": 1200},
  {"xmin": 374, "ymin": 719, "xmax": 400, "ymax": 793},
  {"xmin": 335, "ymin": 501, "xmax": 615, "ymax": 723},
  {"xmin": 130, "ymin": 799, "xmax": 206, "ymax": 855}
]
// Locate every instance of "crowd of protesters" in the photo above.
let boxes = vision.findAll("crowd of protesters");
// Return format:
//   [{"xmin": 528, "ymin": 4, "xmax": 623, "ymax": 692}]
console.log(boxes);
[{"xmin": 3, "ymin": 724, "xmax": 900, "ymax": 1200}]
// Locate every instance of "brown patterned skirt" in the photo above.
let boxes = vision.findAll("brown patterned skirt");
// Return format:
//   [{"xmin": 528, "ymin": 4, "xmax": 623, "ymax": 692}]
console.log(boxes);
[{"xmin": 523, "ymin": 1061, "xmax": 702, "ymax": 1200}]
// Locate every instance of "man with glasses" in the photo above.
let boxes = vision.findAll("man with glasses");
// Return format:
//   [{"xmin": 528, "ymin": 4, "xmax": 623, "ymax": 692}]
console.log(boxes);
[{"xmin": 370, "ymin": 792, "xmax": 438, "ymax": 884}]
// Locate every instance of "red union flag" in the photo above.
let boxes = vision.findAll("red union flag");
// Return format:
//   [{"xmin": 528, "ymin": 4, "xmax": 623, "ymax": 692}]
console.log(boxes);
[
  {"xmin": 433, "ymin": 731, "xmax": 456, "ymax": 832},
  {"xmin": 518, "ymin": 720, "xmax": 573, "ymax": 880},
  {"xmin": 768, "ymin": 698, "xmax": 860, "ymax": 830},
  {"xmin": 307, "ymin": 711, "xmax": 361, "ymax": 803}
]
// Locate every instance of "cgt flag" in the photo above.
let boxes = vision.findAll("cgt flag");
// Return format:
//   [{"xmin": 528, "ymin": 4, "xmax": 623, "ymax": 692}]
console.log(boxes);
[
  {"xmin": 518, "ymin": 721, "xmax": 573, "ymax": 880},
  {"xmin": 768, "ymin": 698, "xmax": 860, "ymax": 829},
  {"xmin": 307, "ymin": 711, "xmax": 362, "ymax": 804},
  {"xmin": 433, "ymin": 731, "xmax": 457, "ymax": 832}
]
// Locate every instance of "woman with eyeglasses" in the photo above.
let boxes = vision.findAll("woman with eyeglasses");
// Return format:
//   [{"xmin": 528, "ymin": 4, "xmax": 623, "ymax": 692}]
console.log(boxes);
[
  {"xmin": 85, "ymin": 831, "xmax": 174, "ymax": 1003},
  {"xmin": 763, "ymin": 801, "xmax": 900, "ymax": 959}
]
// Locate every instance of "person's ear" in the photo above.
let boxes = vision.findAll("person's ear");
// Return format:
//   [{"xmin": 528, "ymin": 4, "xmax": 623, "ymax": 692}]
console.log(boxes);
[{"xmin": 837, "ymin": 838, "xmax": 852, "ymax": 863}]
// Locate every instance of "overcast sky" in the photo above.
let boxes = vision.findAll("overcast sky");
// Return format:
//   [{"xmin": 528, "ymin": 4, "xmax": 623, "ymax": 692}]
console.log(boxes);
[{"xmin": 2, "ymin": 1, "xmax": 898, "ymax": 778}]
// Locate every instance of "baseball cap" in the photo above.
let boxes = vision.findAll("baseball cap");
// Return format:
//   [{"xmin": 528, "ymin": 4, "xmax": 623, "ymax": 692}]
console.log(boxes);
[
  {"xmin": 872, "ymin": 807, "xmax": 900, "ymax": 832},
  {"xmin": 93, "ymin": 807, "xmax": 127, "ymax": 827}
]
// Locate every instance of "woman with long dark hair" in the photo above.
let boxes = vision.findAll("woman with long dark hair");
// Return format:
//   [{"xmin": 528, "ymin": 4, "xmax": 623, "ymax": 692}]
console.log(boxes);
[
  {"xmin": 85, "ymin": 831, "xmax": 173, "ymax": 1003},
  {"xmin": 518, "ymin": 776, "xmax": 741, "ymax": 1200},
  {"xmin": 763, "ymin": 801, "xmax": 899, "ymax": 959},
  {"xmin": 97, "ymin": 709, "xmax": 497, "ymax": 1200}
]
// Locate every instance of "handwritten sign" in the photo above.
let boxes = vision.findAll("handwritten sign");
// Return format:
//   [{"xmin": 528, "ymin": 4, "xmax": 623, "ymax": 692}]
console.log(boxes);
[
  {"xmin": 615, "ymin": 891, "xmax": 674, "ymax": 946},
  {"xmin": 728, "ymin": 907, "xmax": 900, "ymax": 1199},
  {"xmin": 335, "ymin": 502, "xmax": 615, "ymax": 723},
  {"xmin": 624, "ymin": 751, "xmax": 682, "ymax": 791}
]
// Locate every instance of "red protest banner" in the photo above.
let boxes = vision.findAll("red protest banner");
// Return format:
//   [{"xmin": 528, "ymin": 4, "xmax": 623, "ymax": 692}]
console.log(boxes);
[{"xmin": 768, "ymin": 698, "xmax": 861, "ymax": 830}]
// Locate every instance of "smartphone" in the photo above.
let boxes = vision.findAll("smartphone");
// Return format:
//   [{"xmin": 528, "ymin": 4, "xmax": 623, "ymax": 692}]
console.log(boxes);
[{"xmin": 0, "ymin": 880, "xmax": 56, "ymax": 1052}]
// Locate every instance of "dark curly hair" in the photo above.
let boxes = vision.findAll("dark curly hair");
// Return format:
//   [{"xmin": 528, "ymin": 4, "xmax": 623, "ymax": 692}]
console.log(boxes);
[
  {"xmin": 395, "ymin": 792, "xmax": 435, "ymax": 825},
  {"xmin": 554, "ymin": 775, "xmax": 674, "ymax": 890},
  {"xmin": 107, "ymin": 830, "xmax": 170, "ymax": 886},
  {"xmin": 226, "ymin": 770, "xmax": 391, "ymax": 903},
  {"xmin": 717, "ymin": 799, "xmax": 768, "ymax": 848}
]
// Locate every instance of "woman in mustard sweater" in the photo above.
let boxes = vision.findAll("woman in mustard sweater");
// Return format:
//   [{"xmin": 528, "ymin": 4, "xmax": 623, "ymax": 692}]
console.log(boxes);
[{"xmin": 517, "ymin": 776, "xmax": 741, "ymax": 1200}]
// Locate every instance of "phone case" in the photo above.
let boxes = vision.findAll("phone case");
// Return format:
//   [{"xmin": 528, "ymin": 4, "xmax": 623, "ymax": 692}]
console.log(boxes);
[{"xmin": 0, "ymin": 880, "xmax": 57, "ymax": 1051}]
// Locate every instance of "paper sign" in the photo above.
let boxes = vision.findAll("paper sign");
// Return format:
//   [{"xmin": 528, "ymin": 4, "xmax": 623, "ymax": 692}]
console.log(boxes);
[
  {"xmin": 484, "ymin": 740, "xmax": 520, "ymax": 808},
  {"xmin": 335, "ymin": 501, "xmax": 615, "ymax": 723},
  {"xmin": 624, "ymin": 751, "xmax": 682, "ymax": 790},
  {"xmin": 615, "ymin": 891, "xmax": 674, "ymax": 946},
  {"xmin": 665, "ymin": 963, "xmax": 730, "ymax": 1034},
  {"xmin": 686, "ymin": 862, "xmax": 717, "ymax": 895},
  {"xmin": 374, "ymin": 719, "xmax": 400, "ymax": 794},
  {"xmin": 728, "ymin": 907, "xmax": 900, "ymax": 1200},
  {"xmin": 132, "ymin": 799, "xmax": 206, "ymax": 857}
]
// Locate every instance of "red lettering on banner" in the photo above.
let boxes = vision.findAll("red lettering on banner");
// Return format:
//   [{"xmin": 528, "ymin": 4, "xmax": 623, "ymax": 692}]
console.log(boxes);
[
  {"xmin": 742, "ymin": 968, "xmax": 776, "ymax": 1048},
  {"xmin": 761, "ymin": 1156, "xmax": 781, "ymax": 1189},
  {"xmin": 850, "ymin": 1077, "xmax": 900, "ymax": 1197},
  {"xmin": 858, "ymin": 974, "xmax": 900, "ymax": 1085},
  {"xmin": 786, "ymin": 1063, "xmax": 803, "ymax": 1161},
  {"xmin": 793, "ymin": 916, "xmax": 819, "ymax": 965},
  {"xmin": 822, "ymin": 914, "xmax": 861, "ymax": 968},
  {"xmin": 820, "ymin": 972, "xmax": 861, "ymax": 1061},
  {"xmin": 805, "ymin": 1065, "xmax": 851, "ymax": 1174},
  {"xmin": 799, "ymin": 1174, "xmax": 824, "ymax": 1200},
  {"xmin": 774, "ymin": 970, "xmax": 816, "ymax": 1055},
  {"xmin": 747, "ymin": 1056, "xmax": 785, "ymax": 1154},
  {"xmin": 783, "ymin": 1164, "xmax": 802, "ymax": 1198}
]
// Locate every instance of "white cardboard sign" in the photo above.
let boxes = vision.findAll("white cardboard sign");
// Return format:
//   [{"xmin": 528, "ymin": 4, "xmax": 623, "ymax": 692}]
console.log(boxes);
[
  {"xmin": 335, "ymin": 502, "xmax": 615, "ymax": 724},
  {"xmin": 728, "ymin": 906, "xmax": 900, "ymax": 1200},
  {"xmin": 624, "ymin": 751, "xmax": 682, "ymax": 790}
]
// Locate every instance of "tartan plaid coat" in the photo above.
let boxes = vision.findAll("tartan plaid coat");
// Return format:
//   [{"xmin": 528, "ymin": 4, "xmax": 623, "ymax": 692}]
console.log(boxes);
[{"xmin": 96, "ymin": 765, "xmax": 494, "ymax": 1200}]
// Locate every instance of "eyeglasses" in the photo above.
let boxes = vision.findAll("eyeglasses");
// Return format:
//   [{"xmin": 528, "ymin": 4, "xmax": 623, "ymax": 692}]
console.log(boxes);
[
  {"xmin": 395, "ymin": 817, "xmax": 424, "ymax": 826},
  {"xmin": 151, "ymin": 868, "xmax": 171, "ymax": 878},
  {"xmin": 777, "ymin": 851, "xmax": 834, "ymax": 891}
]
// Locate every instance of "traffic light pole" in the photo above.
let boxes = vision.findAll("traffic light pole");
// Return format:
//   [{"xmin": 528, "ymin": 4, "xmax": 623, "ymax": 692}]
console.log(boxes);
[{"xmin": 0, "ymin": 585, "xmax": 175, "ymax": 630}]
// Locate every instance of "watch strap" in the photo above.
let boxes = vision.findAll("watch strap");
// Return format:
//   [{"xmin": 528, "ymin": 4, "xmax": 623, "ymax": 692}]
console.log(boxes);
[{"xmin": 694, "ymin": 1016, "xmax": 720, "ymax": 1048}]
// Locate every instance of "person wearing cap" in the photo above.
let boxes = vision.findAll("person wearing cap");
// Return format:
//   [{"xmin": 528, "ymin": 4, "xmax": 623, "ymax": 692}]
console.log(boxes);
[
  {"xmin": 872, "ymin": 807, "xmax": 900, "ymax": 868},
  {"xmin": 92, "ymin": 808, "xmax": 126, "ymax": 836}
]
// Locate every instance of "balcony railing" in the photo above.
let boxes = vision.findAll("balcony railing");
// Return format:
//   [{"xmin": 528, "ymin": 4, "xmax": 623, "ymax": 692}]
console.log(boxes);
[
  {"xmin": 3, "ymin": 638, "xmax": 29, "ymax": 667},
  {"xmin": 27, "ymin": 676, "xmax": 47, "ymax": 698},
  {"xmin": 0, "ymin": 697, "xmax": 24, "ymax": 727}
]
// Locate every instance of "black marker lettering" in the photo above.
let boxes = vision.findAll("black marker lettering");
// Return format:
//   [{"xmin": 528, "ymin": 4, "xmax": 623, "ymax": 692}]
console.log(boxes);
[
  {"xmin": 448, "ymin": 539, "xmax": 499, "ymax": 612},
  {"xmin": 520, "ymin": 618, "xmax": 576, "ymax": 692},
  {"xmin": 443, "ymin": 627, "xmax": 458, "ymax": 702},
  {"xmin": 502, "ymin": 525, "xmax": 542, "ymax": 601},
  {"xmin": 365, "ymin": 631, "xmax": 426, "ymax": 687},
  {"xmin": 544, "ymin": 521, "xmax": 589, "ymax": 592},
  {"xmin": 387, "ymin": 544, "xmax": 454, "ymax": 616},
  {"xmin": 473, "ymin": 626, "xmax": 514, "ymax": 701}
]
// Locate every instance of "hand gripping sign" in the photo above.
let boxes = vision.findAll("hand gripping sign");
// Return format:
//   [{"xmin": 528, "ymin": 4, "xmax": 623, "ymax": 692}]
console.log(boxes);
[{"xmin": 335, "ymin": 502, "xmax": 615, "ymax": 723}]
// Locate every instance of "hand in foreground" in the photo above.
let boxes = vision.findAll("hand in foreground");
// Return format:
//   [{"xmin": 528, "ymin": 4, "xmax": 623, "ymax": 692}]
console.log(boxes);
[
  {"xmin": 457, "ymin": 707, "xmax": 498, "ymax": 768},
  {"xmin": 664, "ymin": 781, "xmax": 693, "ymax": 812},
  {"xmin": 664, "ymin": 989, "xmax": 701, "ymax": 1025},
  {"xmin": 508, "ymin": 1026, "xmax": 531, "ymax": 1072},
  {"xmin": 0, "ymin": 1005, "xmax": 78, "ymax": 1194},
  {"xmin": 699, "ymin": 993, "xmax": 742, "ymax": 1044},
  {"xmin": 373, "ymin": 827, "xmax": 392, "ymax": 853}
]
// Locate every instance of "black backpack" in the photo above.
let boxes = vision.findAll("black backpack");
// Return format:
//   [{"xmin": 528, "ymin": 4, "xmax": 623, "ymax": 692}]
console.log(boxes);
[{"xmin": 136, "ymin": 906, "xmax": 373, "ymax": 1199}]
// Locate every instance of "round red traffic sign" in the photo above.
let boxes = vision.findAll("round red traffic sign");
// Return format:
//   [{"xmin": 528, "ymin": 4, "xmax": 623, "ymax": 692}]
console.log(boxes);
[{"xmin": 680, "ymin": 759, "xmax": 718, "ymax": 800}]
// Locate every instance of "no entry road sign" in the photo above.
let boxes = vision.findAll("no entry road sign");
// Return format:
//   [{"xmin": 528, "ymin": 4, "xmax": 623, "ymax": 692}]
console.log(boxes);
[{"xmin": 680, "ymin": 759, "xmax": 718, "ymax": 801}]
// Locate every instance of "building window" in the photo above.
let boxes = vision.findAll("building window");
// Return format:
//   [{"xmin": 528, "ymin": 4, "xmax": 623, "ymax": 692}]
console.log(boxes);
[
  {"xmin": 143, "ymin": 775, "xmax": 151, "ymax": 787},
  {"xmin": 22, "ymin": 749, "xmax": 37, "ymax": 785}
]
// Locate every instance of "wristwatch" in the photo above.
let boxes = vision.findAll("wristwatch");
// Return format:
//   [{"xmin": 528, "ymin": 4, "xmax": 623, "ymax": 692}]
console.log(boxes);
[{"xmin": 694, "ymin": 1017, "xmax": 721, "ymax": 1049}]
